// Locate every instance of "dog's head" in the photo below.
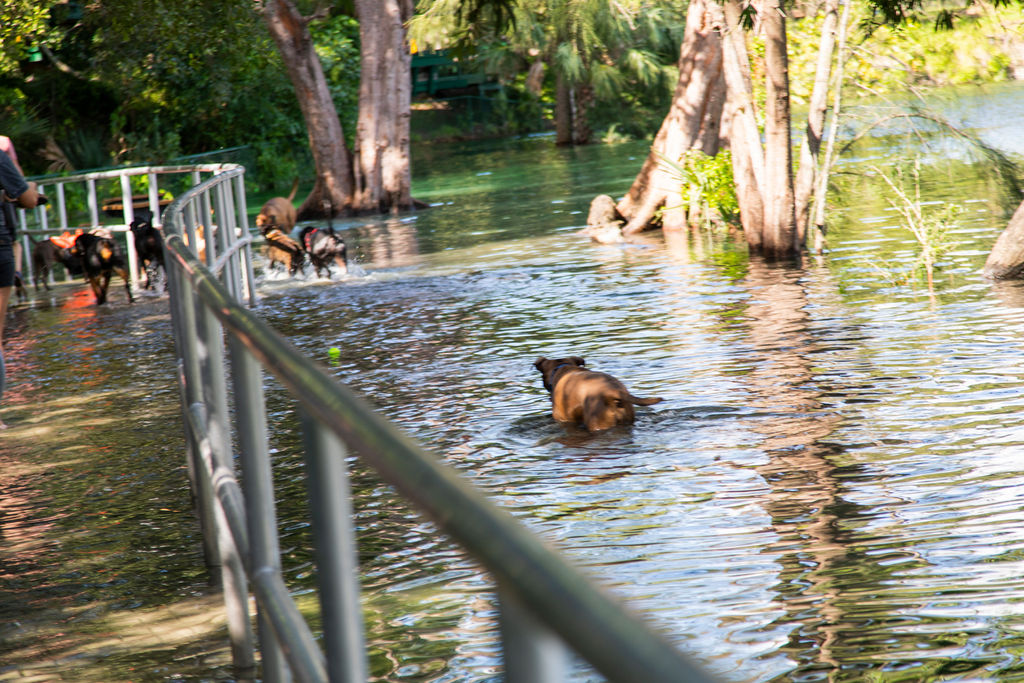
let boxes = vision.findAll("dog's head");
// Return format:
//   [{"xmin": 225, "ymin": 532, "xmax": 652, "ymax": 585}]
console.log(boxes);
[
  {"xmin": 255, "ymin": 212, "xmax": 276, "ymax": 233},
  {"xmin": 534, "ymin": 356, "xmax": 585, "ymax": 393},
  {"xmin": 130, "ymin": 218, "xmax": 152, "ymax": 235}
]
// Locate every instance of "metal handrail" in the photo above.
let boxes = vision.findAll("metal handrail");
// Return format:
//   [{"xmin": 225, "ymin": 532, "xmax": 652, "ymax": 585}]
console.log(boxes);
[
  {"xmin": 162, "ymin": 166, "xmax": 718, "ymax": 682},
  {"xmin": 21, "ymin": 163, "xmax": 250, "ymax": 292}
]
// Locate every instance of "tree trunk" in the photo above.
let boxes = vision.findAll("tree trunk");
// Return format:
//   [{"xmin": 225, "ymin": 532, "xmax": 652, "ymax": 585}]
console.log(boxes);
[
  {"xmin": 616, "ymin": 0, "xmax": 724, "ymax": 236},
  {"xmin": 261, "ymin": 0, "xmax": 353, "ymax": 219},
  {"xmin": 984, "ymin": 200, "xmax": 1024, "ymax": 279},
  {"xmin": 555, "ymin": 74, "xmax": 573, "ymax": 146},
  {"xmin": 794, "ymin": 0, "xmax": 840, "ymax": 244},
  {"xmin": 352, "ymin": 0, "xmax": 415, "ymax": 215},
  {"xmin": 761, "ymin": 0, "xmax": 798, "ymax": 257},
  {"xmin": 718, "ymin": 0, "xmax": 765, "ymax": 245}
]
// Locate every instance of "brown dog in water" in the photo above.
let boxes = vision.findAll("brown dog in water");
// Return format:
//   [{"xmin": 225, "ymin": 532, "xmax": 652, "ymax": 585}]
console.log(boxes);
[
  {"xmin": 255, "ymin": 177, "xmax": 299, "ymax": 236},
  {"xmin": 534, "ymin": 356, "xmax": 663, "ymax": 431}
]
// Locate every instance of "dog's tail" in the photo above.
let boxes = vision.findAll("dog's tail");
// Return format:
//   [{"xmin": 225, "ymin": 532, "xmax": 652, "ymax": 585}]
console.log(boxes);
[
  {"xmin": 287, "ymin": 177, "xmax": 300, "ymax": 202},
  {"xmin": 629, "ymin": 395, "xmax": 663, "ymax": 406}
]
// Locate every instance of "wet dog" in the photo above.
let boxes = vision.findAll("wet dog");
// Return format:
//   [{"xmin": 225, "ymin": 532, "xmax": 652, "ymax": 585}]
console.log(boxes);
[
  {"xmin": 72, "ymin": 232, "xmax": 134, "ymax": 305},
  {"xmin": 534, "ymin": 356, "xmax": 663, "ymax": 431},
  {"xmin": 129, "ymin": 218, "xmax": 165, "ymax": 289},
  {"xmin": 262, "ymin": 227, "xmax": 305, "ymax": 276},
  {"xmin": 255, "ymin": 178, "xmax": 299, "ymax": 236},
  {"xmin": 29, "ymin": 234, "xmax": 82, "ymax": 291},
  {"xmin": 298, "ymin": 225, "xmax": 347, "ymax": 278}
]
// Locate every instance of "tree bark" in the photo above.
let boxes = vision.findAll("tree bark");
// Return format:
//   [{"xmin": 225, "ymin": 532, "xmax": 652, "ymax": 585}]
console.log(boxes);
[
  {"xmin": 794, "ymin": 0, "xmax": 840, "ymax": 244},
  {"xmin": 261, "ymin": 0, "xmax": 353, "ymax": 219},
  {"xmin": 718, "ymin": 0, "xmax": 765, "ymax": 245},
  {"xmin": 555, "ymin": 74, "xmax": 573, "ymax": 146},
  {"xmin": 984, "ymin": 200, "xmax": 1024, "ymax": 279},
  {"xmin": 352, "ymin": 0, "xmax": 415, "ymax": 215},
  {"xmin": 616, "ymin": 0, "xmax": 724, "ymax": 236},
  {"xmin": 760, "ymin": 0, "xmax": 798, "ymax": 257}
]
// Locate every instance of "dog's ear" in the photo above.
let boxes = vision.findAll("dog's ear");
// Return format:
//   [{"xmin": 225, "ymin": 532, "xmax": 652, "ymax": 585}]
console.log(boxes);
[
  {"xmin": 571, "ymin": 356, "xmax": 585, "ymax": 367},
  {"xmin": 534, "ymin": 357, "xmax": 548, "ymax": 372}
]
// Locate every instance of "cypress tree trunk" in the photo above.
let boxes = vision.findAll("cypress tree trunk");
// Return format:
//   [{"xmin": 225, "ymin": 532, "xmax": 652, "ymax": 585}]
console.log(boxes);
[
  {"xmin": 261, "ymin": 0, "xmax": 353, "ymax": 219},
  {"xmin": 616, "ymin": 0, "xmax": 724, "ymax": 236},
  {"xmin": 760, "ymin": 0, "xmax": 798, "ymax": 257},
  {"xmin": 794, "ymin": 0, "xmax": 840, "ymax": 244},
  {"xmin": 352, "ymin": 0, "xmax": 415, "ymax": 214},
  {"xmin": 984, "ymin": 200, "xmax": 1024, "ymax": 279}
]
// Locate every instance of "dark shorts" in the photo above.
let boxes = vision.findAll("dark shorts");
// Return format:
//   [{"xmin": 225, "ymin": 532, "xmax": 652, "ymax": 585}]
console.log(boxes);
[{"xmin": 0, "ymin": 244, "xmax": 14, "ymax": 288}]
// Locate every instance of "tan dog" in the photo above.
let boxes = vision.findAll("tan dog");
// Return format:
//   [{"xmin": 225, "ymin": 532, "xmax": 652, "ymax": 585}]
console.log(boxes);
[
  {"xmin": 255, "ymin": 178, "xmax": 299, "ymax": 235},
  {"xmin": 263, "ymin": 227, "xmax": 305, "ymax": 276},
  {"xmin": 534, "ymin": 356, "xmax": 663, "ymax": 431}
]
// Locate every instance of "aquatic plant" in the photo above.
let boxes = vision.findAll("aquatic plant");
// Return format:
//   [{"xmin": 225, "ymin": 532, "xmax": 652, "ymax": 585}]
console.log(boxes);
[{"xmin": 871, "ymin": 158, "xmax": 961, "ymax": 290}]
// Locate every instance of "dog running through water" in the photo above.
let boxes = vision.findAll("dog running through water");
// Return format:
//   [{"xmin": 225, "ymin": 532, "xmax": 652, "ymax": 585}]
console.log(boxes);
[{"xmin": 534, "ymin": 356, "xmax": 663, "ymax": 431}]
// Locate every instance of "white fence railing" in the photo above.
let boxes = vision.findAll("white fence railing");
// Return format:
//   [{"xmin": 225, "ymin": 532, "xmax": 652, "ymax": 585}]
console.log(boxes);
[{"xmin": 21, "ymin": 164, "xmax": 251, "ymax": 293}]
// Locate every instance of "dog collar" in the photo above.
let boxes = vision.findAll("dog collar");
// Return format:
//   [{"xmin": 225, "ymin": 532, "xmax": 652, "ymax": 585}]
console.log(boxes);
[{"xmin": 544, "ymin": 363, "xmax": 576, "ymax": 393}]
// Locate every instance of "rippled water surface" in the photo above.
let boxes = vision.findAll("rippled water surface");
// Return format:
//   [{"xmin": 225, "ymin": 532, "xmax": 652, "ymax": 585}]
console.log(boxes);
[
  {"xmin": 7, "ymin": 84, "xmax": 1024, "ymax": 681},
  {"xmin": 244, "ymin": 86, "xmax": 1024, "ymax": 682}
]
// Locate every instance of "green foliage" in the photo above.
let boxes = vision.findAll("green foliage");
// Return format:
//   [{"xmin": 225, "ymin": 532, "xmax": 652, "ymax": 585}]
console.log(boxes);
[
  {"xmin": 663, "ymin": 150, "xmax": 740, "ymax": 228},
  {"xmin": 869, "ymin": 159, "xmax": 961, "ymax": 289},
  {"xmin": 312, "ymin": 14, "xmax": 361, "ymax": 144},
  {"xmin": 410, "ymin": 0, "xmax": 686, "ymax": 140}
]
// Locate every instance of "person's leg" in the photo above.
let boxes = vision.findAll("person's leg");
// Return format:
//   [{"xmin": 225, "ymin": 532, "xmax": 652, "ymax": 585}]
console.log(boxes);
[{"xmin": 0, "ymin": 286, "xmax": 10, "ymax": 429}]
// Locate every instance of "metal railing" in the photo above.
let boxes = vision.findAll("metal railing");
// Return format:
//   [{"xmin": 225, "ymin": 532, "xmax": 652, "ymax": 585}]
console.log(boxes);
[
  {"xmin": 20, "ymin": 164, "xmax": 248, "ymax": 293},
  {"xmin": 162, "ymin": 166, "xmax": 718, "ymax": 682}
]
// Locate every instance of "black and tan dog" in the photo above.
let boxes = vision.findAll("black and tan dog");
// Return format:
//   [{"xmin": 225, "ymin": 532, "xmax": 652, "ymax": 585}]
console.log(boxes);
[
  {"xmin": 534, "ymin": 356, "xmax": 663, "ymax": 431},
  {"xmin": 29, "ymin": 234, "xmax": 82, "ymax": 291},
  {"xmin": 262, "ymin": 227, "xmax": 305, "ymax": 276},
  {"xmin": 298, "ymin": 225, "xmax": 347, "ymax": 278},
  {"xmin": 129, "ymin": 218, "xmax": 165, "ymax": 290},
  {"xmin": 72, "ymin": 232, "xmax": 134, "ymax": 305}
]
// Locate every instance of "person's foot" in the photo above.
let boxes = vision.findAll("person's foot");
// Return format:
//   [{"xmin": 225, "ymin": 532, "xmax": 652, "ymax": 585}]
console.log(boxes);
[{"xmin": 0, "ymin": 419, "xmax": 8, "ymax": 430}]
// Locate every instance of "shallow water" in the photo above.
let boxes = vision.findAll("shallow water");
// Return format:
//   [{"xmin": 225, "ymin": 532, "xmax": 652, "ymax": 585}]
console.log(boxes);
[{"xmin": 6, "ymin": 84, "xmax": 1024, "ymax": 681}]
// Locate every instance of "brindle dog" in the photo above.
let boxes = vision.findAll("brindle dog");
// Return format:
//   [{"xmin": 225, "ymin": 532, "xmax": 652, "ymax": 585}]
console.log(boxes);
[{"xmin": 534, "ymin": 356, "xmax": 663, "ymax": 431}]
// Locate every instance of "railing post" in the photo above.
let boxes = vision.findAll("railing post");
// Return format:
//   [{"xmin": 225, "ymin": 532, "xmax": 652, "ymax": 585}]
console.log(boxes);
[
  {"xmin": 229, "ymin": 335, "xmax": 289, "ymax": 683},
  {"xmin": 195, "ymin": 296, "xmax": 256, "ymax": 676},
  {"xmin": 498, "ymin": 589, "xmax": 567, "ymax": 683},
  {"xmin": 300, "ymin": 413, "xmax": 369, "ymax": 683},
  {"xmin": 120, "ymin": 173, "xmax": 141, "ymax": 291},
  {"xmin": 233, "ymin": 173, "xmax": 258, "ymax": 306},
  {"xmin": 164, "ymin": 239, "xmax": 220, "ymax": 570},
  {"xmin": 86, "ymin": 177, "xmax": 99, "ymax": 227}
]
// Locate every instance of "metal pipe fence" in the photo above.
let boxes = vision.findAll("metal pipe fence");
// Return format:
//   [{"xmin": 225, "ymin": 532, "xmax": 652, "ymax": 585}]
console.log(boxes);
[
  {"xmin": 20, "ymin": 163, "xmax": 251, "ymax": 294},
  {"xmin": 161, "ymin": 166, "xmax": 719, "ymax": 682}
]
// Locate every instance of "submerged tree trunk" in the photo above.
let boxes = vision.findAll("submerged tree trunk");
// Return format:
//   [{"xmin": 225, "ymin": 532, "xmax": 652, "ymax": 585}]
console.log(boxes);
[
  {"xmin": 352, "ymin": 0, "xmax": 415, "ymax": 214},
  {"xmin": 555, "ymin": 78, "xmax": 594, "ymax": 146},
  {"xmin": 794, "ymin": 0, "xmax": 840, "ymax": 244},
  {"xmin": 261, "ymin": 0, "xmax": 353, "ymax": 219},
  {"xmin": 719, "ymin": 0, "xmax": 765, "ymax": 246},
  {"xmin": 984, "ymin": 201, "xmax": 1024, "ymax": 279},
  {"xmin": 616, "ymin": 0, "xmax": 724, "ymax": 235},
  {"xmin": 760, "ymin": 0, "xmax": 797, "ymax": 257}
]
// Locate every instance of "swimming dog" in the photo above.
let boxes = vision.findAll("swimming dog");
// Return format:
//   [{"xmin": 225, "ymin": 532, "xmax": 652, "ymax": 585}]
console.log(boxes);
[
  {"xmin": 255, "ymin": 178, "xmax": 299, "ymax": 236},
  {"xmin": 262, "ymin": 227, "xmax": 305, "ymax": 276},
  {"xmin": 534, "ymin": 356, "xmax": 663, "ymax": 431},
  {"xmin": 298, "ymin": 225, "xmax": 347, "ymax": 278}
]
